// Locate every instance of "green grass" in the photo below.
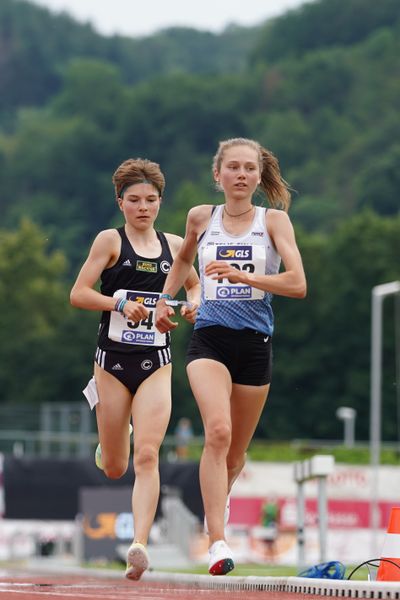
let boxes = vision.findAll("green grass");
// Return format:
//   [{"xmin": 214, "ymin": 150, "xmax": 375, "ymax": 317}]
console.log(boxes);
[
  {"xmin": 183, "ymin": 440, "xmax": 400, "ymax": 465},
  {"xmin": 85, "ymin": 561, "xmax": 370, "ymax": 580},
  {"xmin": 159, "ymin": 564, "xmax": 298, "ymax": 576},
  {"xmin": 247, "ymin": 441, "xmax": 400, "ymax": 465}
]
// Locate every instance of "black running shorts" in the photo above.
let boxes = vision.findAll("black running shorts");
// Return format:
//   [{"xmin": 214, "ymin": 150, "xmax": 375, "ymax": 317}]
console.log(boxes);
[
  {"xmin": 95, "ymin": 346, "xmax": 171, "ymax": 395},
  {"xmin": 186, "ymin": 325, "xmax": 272, "ymax": 386}
]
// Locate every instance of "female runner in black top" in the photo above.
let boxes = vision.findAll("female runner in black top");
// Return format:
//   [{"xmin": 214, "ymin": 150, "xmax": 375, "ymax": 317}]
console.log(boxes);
[{"xmin": 70, "ymin": 157, "xmax": 200, "ymax": 580}]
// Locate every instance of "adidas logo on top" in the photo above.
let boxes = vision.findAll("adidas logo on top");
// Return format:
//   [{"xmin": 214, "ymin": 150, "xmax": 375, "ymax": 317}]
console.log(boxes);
[
  {"xmin": 122, "ymin": 259, "xmax": 132, "ymax": 267},
  {"xmin": 112, "ymin": 363, "xmax": 123, "ymax": 370}
]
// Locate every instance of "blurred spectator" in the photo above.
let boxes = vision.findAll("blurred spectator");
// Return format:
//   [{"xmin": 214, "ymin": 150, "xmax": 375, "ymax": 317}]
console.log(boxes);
[
  {"xmin": 260, "ymin": 496, "xmax": 280, "ymax": 559},
  {"xmin": 174, "ymin": 417, "xmax": 194, "ymax": 460},
  {"xmin": 261, "ymin": 496, "xmax": 280, "ymax": 529}
]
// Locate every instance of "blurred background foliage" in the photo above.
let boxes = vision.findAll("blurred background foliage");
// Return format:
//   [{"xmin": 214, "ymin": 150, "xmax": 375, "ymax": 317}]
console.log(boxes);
[{"xmin": 0, "ymin": 0, "xmax": 399, "ymax": 442}]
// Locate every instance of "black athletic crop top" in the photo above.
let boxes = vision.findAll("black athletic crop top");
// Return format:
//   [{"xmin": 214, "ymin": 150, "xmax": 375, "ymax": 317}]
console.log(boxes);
[{"xmin": 97, "ymin": 226, "xmax": 173, "ymax": 353}]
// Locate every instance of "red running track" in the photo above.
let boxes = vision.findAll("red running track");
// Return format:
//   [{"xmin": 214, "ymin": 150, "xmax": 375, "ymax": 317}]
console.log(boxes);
[{"xmin": 0, "ymin": 571, "xmax": 326, "ymax": 600}]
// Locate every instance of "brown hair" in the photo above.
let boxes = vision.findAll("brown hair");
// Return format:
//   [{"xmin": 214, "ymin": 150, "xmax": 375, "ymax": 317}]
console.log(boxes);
[
  {"xmin": 112, "ymin": 158, "xmax": 165, "ymax": 200},
  {"xmin": 212, "ymin": 137, "xmax": 291, "ymax": 212}
]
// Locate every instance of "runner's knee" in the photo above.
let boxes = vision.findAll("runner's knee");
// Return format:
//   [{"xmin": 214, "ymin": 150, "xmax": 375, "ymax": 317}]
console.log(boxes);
[
  {"xmin": 103, "ymin": 458, "xmax": 129, "ymax": 479},
  {"xmin": 205, "ymin": 422, "xmax": 232, "ymax": 451},
  {"xmin": 134, "ymin": 443, "xmax": 159, "ymax": 473}
]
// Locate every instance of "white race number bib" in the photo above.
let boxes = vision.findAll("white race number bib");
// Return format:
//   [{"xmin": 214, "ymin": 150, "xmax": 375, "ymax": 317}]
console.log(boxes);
[
  {"xmin": 202, "ymin": 244, "xmax": 266, "ymax": 301},
  {"xmin": 108, "ymin": 289, "xmax": 166, "ymax": 346}
]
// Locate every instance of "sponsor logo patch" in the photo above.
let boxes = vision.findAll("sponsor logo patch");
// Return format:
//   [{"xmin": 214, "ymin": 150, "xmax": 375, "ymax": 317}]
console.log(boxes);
[
  {"xmin": 112, "ymin": 363, "xmax": 124, "ymax": 370},
  {"xmin": 160, "ymin": 260, "xmax": 171, "ymax": 274},
  {"xmin": 127, "ymin": 292, "xmax": 158, "ymax": 307},
  {"xmin": 216, "ymin": 246, "xmax": 252, "ymax": 260},
  {"xmin": 216, "ymin": 286, "xmax": 252, "ymax": 299},
  {"xmin": 136, "ymin": 261, "xmax": 157, "ymax": 273},
  {"xmin": 121, "ymin": 331, "xmax": 155, "ymax": 345},
  {"xmin": 141, "ymin": 359, "xmax": 153, "ymax": 370}
]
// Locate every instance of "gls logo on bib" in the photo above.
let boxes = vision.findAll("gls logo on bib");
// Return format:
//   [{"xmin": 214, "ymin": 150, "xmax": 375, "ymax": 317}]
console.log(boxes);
[
  {"xmin": 216, "ymin": 246, "xmax": 252, "ymax": 260},
  {"xmin": 128, "ymin": 292, "xmax": 158, "ymax": 307}
]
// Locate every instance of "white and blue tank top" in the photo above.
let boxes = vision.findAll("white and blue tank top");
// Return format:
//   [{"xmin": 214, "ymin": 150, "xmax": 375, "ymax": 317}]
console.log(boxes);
[{"xmin": 195, "ymin": 205, "xmax": 281, "ymax": 336}]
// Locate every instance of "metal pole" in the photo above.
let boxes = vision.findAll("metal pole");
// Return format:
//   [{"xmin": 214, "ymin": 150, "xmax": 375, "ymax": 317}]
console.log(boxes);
[
  {"xmin": 297, "ymin": 479, "xmax": 305, "ymax": 569},
  {"xmin": 370, "ymin": 291, "xmax": 382, "ymax": 556},
  {"xmin": 344, "ymin": 416, "xmax": 355, "ymax": 448},
  {"xmin": 317, "ymin": 476, "xmax": 328, "ymax": 562},
  {"xmin": 336, "ymin": 407, "xmax": 356, "ymax": 448},
  {"xmin": 370, "ymin": 281, "xmax": 400, "ymax": 556}
]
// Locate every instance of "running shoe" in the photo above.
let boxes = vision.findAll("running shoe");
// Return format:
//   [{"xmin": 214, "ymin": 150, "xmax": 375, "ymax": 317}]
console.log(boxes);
[
  {"xmin": 125, "ymin": 541, "xmax": 149, "ymax": 580},
  {"xmin": 95, "ymin": 423, "xmax": 133, "ymax": 470},
  {"xmin": 208, "ymin": 540, "xmax": 234, "ymax": 576},
  {"xmin": 204, "ymin": 495, "xmax": 230, "ymax": 535}
]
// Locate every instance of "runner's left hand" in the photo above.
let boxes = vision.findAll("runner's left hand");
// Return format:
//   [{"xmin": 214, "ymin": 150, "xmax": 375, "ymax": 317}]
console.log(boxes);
[{"xmin": 181, "ymin": 303, "xmax": 198, "ymax": 324}]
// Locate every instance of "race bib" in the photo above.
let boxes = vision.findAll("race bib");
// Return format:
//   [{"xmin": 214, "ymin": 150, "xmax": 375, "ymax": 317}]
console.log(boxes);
[
  {"xmin": 202, "ymin": 244, "xmax": 266, "ymax": 301},
  {"xmin": 108, "ymin": 289, "xmax": 166, "ymax": 346}
]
